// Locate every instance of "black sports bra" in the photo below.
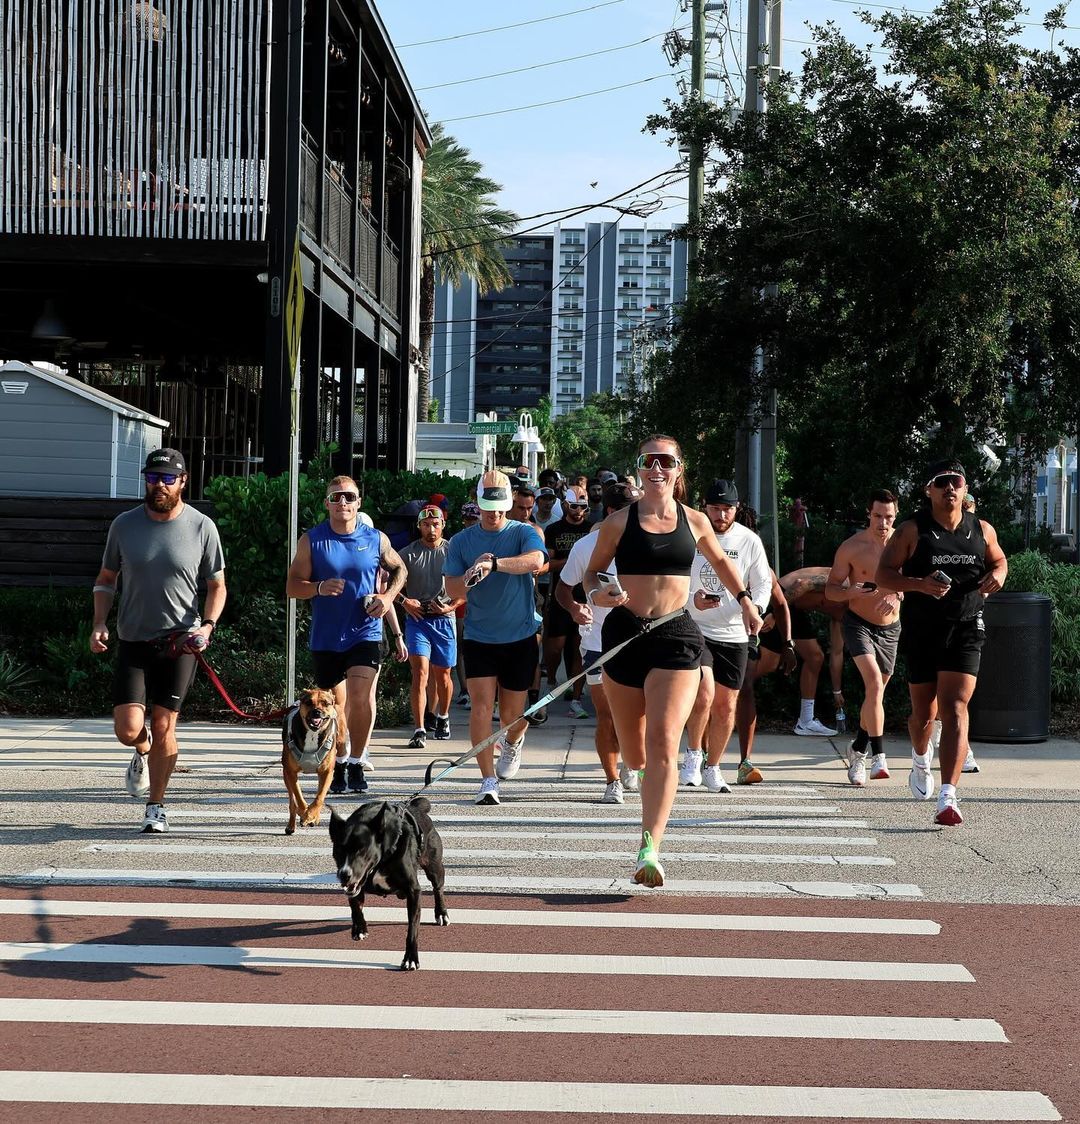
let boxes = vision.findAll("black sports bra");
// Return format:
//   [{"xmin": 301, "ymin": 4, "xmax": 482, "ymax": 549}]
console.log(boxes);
[{"xmin": 614, "ymin": 502, "xmax": 698, "ymax": 576}]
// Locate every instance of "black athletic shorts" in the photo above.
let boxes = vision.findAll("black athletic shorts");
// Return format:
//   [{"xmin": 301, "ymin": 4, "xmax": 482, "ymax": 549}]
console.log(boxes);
[
  {"xmin": 900, "ymin": 614, "xmax": 985, "ymax": 684},
  {"xmin": 699, "ymin": 637, "xmax": 749, "ymax": 690},
  {"xmin": 760, "ymin": 606, "xmax": 814, "ymax": 654},
  {"xmin": 600, "ymin": 606, "xmax": 704, "ymax": 689},
  {"xmin": 462, "ymin": 634, "xmax": 539, "ymax": 693},
  {"xmin": 544, "ymin": 596, "xmax": 578, "ymax": 640},
  {"xmin": 113, "ymin": 640, "xmax": 198, "ymax": 712},
  {"xmin": 311, "ymin": 641, "xmax": 384, "ymax": 689}
]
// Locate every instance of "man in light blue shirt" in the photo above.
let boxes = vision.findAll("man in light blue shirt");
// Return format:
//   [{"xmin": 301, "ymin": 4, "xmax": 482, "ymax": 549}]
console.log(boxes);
[{"xmin": 445, "ymin": 471, "xmax": 547, "ymax": 805}]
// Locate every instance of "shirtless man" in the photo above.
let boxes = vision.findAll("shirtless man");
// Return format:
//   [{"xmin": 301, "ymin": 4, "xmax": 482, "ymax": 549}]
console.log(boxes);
[{"xmin": 826, "ymin": 490, "xmax": 903, "ymax": 785}]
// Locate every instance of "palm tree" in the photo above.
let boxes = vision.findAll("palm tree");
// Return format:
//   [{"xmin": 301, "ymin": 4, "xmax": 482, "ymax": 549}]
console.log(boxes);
[{"xmin": 420, "ymin": 123, "xmax": 519, "ymax": 420}]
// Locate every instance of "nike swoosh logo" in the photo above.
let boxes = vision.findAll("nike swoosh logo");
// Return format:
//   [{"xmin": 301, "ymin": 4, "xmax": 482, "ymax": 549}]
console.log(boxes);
[{"xmin": 930, "ymin": 530, "xmax": 940, "ymax": 540}]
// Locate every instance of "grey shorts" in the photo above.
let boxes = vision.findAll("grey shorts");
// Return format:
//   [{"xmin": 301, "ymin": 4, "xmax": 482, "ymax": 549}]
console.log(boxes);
[{"xmin": 843, "ymin": 610, "xmax": 901, "ymax": 676}]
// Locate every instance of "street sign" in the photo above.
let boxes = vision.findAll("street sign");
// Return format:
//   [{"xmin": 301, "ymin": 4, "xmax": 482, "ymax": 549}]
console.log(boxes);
[
  {"xmin": 468, "ymin": 421, "xmax": 517, "ymax": 435},
  {"xmin": 285, "ymin": 232, "xmax": 305, "ymax": 379}
]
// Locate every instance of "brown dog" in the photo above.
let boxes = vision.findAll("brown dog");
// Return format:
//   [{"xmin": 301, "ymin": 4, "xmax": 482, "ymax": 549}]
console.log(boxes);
[{"xmin": 281, "ymin": 688, "xmax": 345, "ymax": 835}]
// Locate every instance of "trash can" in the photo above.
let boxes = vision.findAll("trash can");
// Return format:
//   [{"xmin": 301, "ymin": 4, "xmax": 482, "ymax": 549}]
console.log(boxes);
[{"xmin": 969, "ymin": 592, "xmax": 1053, "ymax": 743}]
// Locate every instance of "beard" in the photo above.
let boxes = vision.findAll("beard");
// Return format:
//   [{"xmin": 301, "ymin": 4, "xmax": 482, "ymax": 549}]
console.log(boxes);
[{"xmin": 146, "ymin": 488, "xmax": 181, "ymax": 513}]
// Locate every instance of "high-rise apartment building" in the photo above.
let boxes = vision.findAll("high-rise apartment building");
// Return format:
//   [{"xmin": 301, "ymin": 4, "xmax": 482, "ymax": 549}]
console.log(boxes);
[{"xmin": 431, "ymin": 222, "xmax": 687, "ymax": 420}]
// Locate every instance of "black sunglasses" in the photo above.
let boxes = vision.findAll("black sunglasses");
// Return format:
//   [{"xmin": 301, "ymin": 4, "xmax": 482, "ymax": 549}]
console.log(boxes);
[
  {"xmin": 930, "ymin": 474, "xmax": 964, "ymax": 489},
  {"xmin": 144, "ymin": 472, "xmax": 180, "ymax": 486}
]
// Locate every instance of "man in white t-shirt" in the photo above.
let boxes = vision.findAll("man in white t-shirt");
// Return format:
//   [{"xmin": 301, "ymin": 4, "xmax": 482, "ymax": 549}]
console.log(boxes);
[
  {"xmin": 555, "ymin": 481, "xmax": 636, "ymax": 803},
  {"xmin": 681, "ymin": 480, "xmax": 772, "ymax": 793}
]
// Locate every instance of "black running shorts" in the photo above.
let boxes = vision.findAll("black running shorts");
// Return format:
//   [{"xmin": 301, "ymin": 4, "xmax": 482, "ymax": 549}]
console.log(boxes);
[
  {"xmin": 600, "ymin": 606, "xmax": 704, "ymax": 689},
  {"xmin": 311, "ymin": 642, "xmax": 384, "ymax": 689},
  {"xmin": 900, "ymin": 614, "xmax": 985, "ymax": 684},
  {"xmin": 113, "ymin": 640, "xmax": 198, "ymax": 712},
  {"xmin": 544, "ymin": 595, "xmax": 578, "ymax": 640},
  {"xmin": 462, "ymin": 634, "xmax": 539, "ymax": 693},
  {"xmin": 699, "ymin": 637, "xmax": 749, "ymax": 690}
]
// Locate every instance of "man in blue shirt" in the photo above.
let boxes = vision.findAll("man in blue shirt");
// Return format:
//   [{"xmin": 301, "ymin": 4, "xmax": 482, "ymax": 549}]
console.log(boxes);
[{"xmin": 445, "ymin": 470, "xmax": 548, "ymax": 805}]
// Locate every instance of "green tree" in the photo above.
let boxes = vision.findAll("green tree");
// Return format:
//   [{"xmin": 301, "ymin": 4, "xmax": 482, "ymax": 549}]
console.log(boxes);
[
  {"xmin": 647, "ymin": 0, "xmax": 1080, "ymax": 517},
  {"xmin": 420, "ymin": 124, "xmax": 519, "ymax": 419},
  {"xmin": 533, "ymin": 393, "xmax": 640, "ymax": 475}
]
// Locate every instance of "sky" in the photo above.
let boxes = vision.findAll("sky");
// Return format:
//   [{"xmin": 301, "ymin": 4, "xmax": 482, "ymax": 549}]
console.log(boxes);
[{"xmin": 380, "ymin": 0, "xmax": 1078, "ymax": 235}]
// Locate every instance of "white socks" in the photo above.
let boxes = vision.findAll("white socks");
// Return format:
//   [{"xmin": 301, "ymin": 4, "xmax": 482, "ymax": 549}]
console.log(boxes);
[{"xmin": 799, "ymin": 699, "xmax": 815, "ymax": 724}]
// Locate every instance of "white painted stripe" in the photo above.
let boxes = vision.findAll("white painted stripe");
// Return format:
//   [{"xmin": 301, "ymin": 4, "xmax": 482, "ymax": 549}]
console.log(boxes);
[
  {"xmin": 0, "ymin": 1073, "xmax": 1057, "ymax": 1118},
  {"xmin": 0, "ymin": 942, "xmax": 972, "ymax": 980},
  {"xmin": 0, "ymin": 898, "xmax": 941, "ymax": 934},
  {"xmin": 8, "ymin": 868, "xmax": 924, "ymax": 897},
  {"xmin": 186, "ymin": 799, "xmax": 842, "ymax": 813},
  {"xmin": 81, "ymin": 842, "xmax": 895, "ymax": 867},
  {"xmin": 0, "ymin": 998, "xmax": 1006, "ymax": 1042}
]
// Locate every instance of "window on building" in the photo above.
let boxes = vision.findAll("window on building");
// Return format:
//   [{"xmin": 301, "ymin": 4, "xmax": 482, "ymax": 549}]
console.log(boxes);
[
  {"xmin": 649, "ymin": 254, "xmax": 667, "ymax": 268},
  {"xmin": 622, "ymin": 256, "xmax": 642, "ymax": 268},
  {"xmin": 562, "ymin": 231, "xmax": 582, "ymax": 245},
  {"xmin": 562, "ymin": 255, "xmax": 581, "ymax": 268}
]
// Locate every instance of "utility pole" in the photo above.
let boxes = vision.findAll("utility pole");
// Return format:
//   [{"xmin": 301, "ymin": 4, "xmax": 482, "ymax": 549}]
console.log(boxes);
[{"xmin": 687, "ymin": 0, "xmax": 707, "ymax": 279}]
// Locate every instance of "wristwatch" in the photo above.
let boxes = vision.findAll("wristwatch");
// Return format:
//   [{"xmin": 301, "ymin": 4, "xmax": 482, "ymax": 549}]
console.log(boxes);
[
  {"xmin": 736, "ymin": 589, "xmax": 751, "ymax": 603},
  {"xmin": 490, "ymin": 555, "xmax": 499, "ymax": 572},
  {"xmin": 202, "ymin": 619, "xmax": 217, "ymax": 632}
]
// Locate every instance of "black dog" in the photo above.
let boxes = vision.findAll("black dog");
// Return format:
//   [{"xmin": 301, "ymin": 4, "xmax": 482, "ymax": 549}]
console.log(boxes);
[{"xmin": 328, "ymin": 797, "xmax": 449, "ymax": 971}]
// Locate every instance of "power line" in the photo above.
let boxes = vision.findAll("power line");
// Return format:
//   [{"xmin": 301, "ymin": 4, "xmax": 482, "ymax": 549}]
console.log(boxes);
[
  {"xmin": 397, "ymin": 0, "xmax": 630, "ymax": 48},
  {"xmin": 442, "ymin": 73, "xmax": 680, "ymax": 123}
]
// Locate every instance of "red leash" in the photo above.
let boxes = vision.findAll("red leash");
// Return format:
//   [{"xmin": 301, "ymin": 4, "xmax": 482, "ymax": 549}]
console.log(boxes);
[{"xmin": 195, "ymin": 652, "xmax": 290, "ymax": 723}]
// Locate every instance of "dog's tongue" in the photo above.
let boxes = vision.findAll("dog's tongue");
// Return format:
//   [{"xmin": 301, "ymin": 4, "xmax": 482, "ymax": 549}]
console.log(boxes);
[{"xmin": 309, "ymin": 715, "xmax": 323, "ymax": 728}]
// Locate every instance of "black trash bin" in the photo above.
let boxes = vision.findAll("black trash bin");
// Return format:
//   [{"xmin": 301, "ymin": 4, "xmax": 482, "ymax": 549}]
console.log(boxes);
[{"xmin": 968, "ymin": 591, "xmax": 1052, "ymax": 743}]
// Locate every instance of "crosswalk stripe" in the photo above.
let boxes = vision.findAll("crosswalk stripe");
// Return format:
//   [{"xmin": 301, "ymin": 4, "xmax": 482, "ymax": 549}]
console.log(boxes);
[
  {"xmin": 0, "ymin": 998, "xmax": 1006, "ymax": 1041},
  {"xmin": 0, "ymin": 942, "xmax": 973, "ymax": 980},
  {"xmin": 196, "ymin": 787, "xmax": 830, "ymax": 801},
  {"xmin": 190, "ymin": 798, "xmax": 842, "ymax": 812},
  {"xmin": 6, "ymin": 868, "xmax": 924, "ymax": 897},
  {"xmin": 0, "ymin": 898, "xmax": 942, "ymax": 933},
  {"xmin": 0, "ymin": 1073, "xmax": 1056, "ymax": 1118},
  {"xmin": 80, "ymin": 842, "xmax": 895, "ymax": 867}
]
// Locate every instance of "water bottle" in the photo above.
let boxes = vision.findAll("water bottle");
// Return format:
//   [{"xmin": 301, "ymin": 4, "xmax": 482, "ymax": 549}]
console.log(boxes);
[
  {"xmin": 835, "ymin": 707, "xmax": 846, "ymax": 733},
  {"xmin": 186, "ymin": 632, "xmax": 208, "ymax": 653},
  {"xmin": 747, "ymin": 633, "xmax": 760, "ymax": 662}
]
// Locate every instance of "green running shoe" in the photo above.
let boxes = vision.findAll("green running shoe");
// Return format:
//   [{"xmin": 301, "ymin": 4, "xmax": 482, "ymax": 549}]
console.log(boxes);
[{"xmin": 633, "ymin": 830, "xmax": 665, "ymax": 888}]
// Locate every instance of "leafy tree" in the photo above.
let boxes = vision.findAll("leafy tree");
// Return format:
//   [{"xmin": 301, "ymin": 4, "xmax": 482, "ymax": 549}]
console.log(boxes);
[
  {"xmin": 420, "ymin": 124, "xmax": 519, "ymax": 418},
  {"xmin": 646, "ymin": 0, "xmax": 1080, "ymax": 518}
]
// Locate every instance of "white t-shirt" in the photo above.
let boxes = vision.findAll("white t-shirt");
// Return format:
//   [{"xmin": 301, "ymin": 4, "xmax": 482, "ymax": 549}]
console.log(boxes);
[
  {"xmin": 687, "ymin": 522, "xmax": 772, "ymax": 643},
  {"xmin": 559, "ymin": 525, "xmax": 611, "ymax": 653},
  {"xmin": 357, "ymin": 511, "xmax": 374, "ymax": 528}
]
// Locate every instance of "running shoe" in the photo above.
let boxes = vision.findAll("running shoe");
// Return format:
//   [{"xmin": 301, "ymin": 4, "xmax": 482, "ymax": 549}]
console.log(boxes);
[
  {"xmin": 526, "ymin": 706, "xmax": 548, "ymax": 726},
  {"xmin": 633, "ymin": 830, "xmax": 665, "ymax": 888},
  {"xmin": 847, "ymin": 745, "xmax": 867, "ymax": 787},
  {"xmin": 961, "ymin": 748, "xmax": 980, "ymax": 773},
  {"xmin": 909, "ymin": 750, "xmax": 935, "ymax": 801},
  {"xmin": 455, "ymin": 691, "xmax": 470, "ymax": 708},
  {"xmin": 424, "ymin": 713, "xmax": 437, "ymax": 732},
  {"xmin": 407, "ymin": 728, "xmax": 427, "ymax": 749},
  {"xmin": 619, "ymin": 762, "xmax": 640, "ymax": 792},
  {"xmin": 475, "ymin": 777, "xmax": 500, "ymax": 805},
  {"xmin": 124, "ymin": 749, "xmax": 150, "ymax": 798},
  {"xmin": 568, "ymin": 699, "xmax": 590, "ymax": 719},
  {"xmin": 329, "ymin": 760, "xmax": 348, "ymax": 794},
  {"xmin": 935, "ymin": 792, "xmax": 963, "ymax": 826},
  {"xmin": 737, "ymin": 759, "xmax": 763, "ymax": 785},
  {"xmin": 703, "ymin": 765, "xmax": 730, "ymax": 793},
  {"xmin": 346, "ymin": 763, "xmax": 368, "ymax": 794},
  {"xmin": 601, "ymin": 779, "xmax": 625, "ymax": 804},
  {"xmin": 794, "ymin": 718, "xmax": 838, "ymax": 736},
  {"xmin": 495, "ymin": 736, "xmax": 524, "ymax": 780},
  {"xmin": 679, "ymin": 749, "xmax": 704, "ymax": 787},
  {"xmin": 433, "ymin": 716, "xmax": 451, "ymax": 741},
  {"xmin": 141, "ymin": 803, "xmax": 168, "ymax": 834},
  {"xmin": 359, "ymin": 747, "xmax": 375, "ymax": 773},
  {"xmin": 869, "ymin": 753, "xmax": 890, "ymax": 780}
]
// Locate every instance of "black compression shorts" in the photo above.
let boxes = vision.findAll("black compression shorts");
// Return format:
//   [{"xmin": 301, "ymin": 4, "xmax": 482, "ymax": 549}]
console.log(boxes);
[
  {"xmin": 113, "ymin": 640, "xmax": 198, "ymax": 712},
  {"xmin": 900, "ymin": 614, "xmax": 985, "ymax": 684}
]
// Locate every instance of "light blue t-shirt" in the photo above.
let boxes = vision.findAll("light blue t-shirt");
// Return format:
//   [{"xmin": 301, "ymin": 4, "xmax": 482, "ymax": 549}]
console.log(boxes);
[{"xmin": 445, "ymin": 520, "xmax": 547, "ymax": 644}]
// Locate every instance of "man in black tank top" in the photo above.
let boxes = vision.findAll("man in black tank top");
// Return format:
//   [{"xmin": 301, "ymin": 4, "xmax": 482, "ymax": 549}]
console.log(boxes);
[{"xmin": 876, "ymin": 460, "xmax": 1008, "ymax": 827}]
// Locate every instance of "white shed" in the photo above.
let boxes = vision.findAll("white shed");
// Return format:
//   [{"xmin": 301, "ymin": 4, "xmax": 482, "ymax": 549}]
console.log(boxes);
[{"xmin": 0, "ymin": 360, "xmax": 169, "ymax": 498}]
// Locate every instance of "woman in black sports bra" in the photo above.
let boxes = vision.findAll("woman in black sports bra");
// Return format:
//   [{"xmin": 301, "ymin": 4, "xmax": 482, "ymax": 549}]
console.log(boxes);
[{"xmin": 585, "ymin": 435, "xmax": 762, "ymax": 888}]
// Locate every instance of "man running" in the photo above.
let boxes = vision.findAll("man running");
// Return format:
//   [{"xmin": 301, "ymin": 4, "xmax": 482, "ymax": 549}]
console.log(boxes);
[
  {"xmin": 90, "ymin": 449, "xmax": 226, "ymax": 834},
  {"xmin": 444, "ymin": 471, "xmax": 547, "ymax": 805},
  {"xmin": 399, "ymin": 506, "xmax": 461, "ymax": 749},
  {"xmin": 826, "ymin": 489, "xmax": 903, "ymax": 786},
  {"xmin": 876, "ymin": 459, "xmax": 1007, "ymax": 826},
  {"xmin": 681, "ymin": 481, "xmax": 772, "ymax": 792}
]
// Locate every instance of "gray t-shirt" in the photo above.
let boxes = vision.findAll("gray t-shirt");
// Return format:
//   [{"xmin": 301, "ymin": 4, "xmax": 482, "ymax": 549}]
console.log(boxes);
[
  {"xmin": 102, "ymin": 504, "xmax": 225, "ymax": 642},
  {"xmin": 400, "ymin": 539, "xmax": 450, "ymax": 603}
]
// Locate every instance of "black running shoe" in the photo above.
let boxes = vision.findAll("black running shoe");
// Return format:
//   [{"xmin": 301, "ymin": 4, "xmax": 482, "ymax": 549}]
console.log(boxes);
[
  {"xmin": 329, "ymin": 760, "xmax": 348, "ymax": 795},
  {"xmin": 433, "ymin": 716, "xmax": 450, "ymax": 741},
  {"xmin": 346, "ymin": 762, "xmax": 368, "ymax": 793},
  {"xmin": 407, "ymin": 728, "xmax": 427, "ymax": 749},
  {"xmin": 424, "ymin": 712, "xmax": 437, "ymax": 732},
  {"xmin": 526, "ymin": 705, "xmax": 548, "ymax": 726}
]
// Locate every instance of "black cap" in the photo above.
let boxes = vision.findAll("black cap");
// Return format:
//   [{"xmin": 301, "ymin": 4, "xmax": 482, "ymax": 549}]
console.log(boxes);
[
  {"xmin": 597, "ymin": 470, "xmax": 618, "ymax": 485},
  {"xmin": 602, "ymin": 482, "xmax": 636, "ymax": 512},
  {"xmin": 705, "ymin": 478, "xmax": 738, "ymax": 505},
  {"xmin": 143, "ymin": 448, "xmax": 186, "ymax": 475},
  {"xmin": 926, "ymin": 459, "xmax": 966, "ymax": 485}
]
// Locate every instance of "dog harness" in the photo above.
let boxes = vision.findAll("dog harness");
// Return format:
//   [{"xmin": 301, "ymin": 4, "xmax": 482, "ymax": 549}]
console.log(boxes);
[{"xmin": 284, "ymin": 704, "xmax": 338, "ymax": 772}]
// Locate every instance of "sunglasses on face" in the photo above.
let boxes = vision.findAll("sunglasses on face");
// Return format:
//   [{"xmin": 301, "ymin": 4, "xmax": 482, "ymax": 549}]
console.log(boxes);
[
  {"xmin": 566, "ymin": 502, "xmax": 589, "ymax": 510},
  {"xmin": 930, "ymin": 474, "xmax": 964, "ymax": 490},
  {"xmin": 327, "ymin": 491, "xmax": 359, "ymax": 504},
  {"xmin": 636, "ymin": 453, "xmax": 681, "ymax": 471},
  {"xmin": 144, "ymin": 473, "xmax": 179, "ymax": 486}
]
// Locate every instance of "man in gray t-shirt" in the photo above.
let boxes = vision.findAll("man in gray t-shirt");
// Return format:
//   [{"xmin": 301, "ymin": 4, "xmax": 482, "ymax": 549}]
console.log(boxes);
[{"xmin": 90, "ymin": 448, "xmax": 227, "ymax": 835}]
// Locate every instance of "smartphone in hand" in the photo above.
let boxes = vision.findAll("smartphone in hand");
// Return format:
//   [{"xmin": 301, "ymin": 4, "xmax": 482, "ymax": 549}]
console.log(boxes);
[
  {"xmin": 929, "ymin": 570, "xmax": 952, "ymax": 586},
  {"xmin": 595, "ymin": 572, "xmax": 625, "ymax": 598}
]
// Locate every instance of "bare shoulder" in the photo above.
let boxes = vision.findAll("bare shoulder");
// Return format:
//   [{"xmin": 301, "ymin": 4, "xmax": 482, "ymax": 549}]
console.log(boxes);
[{"xmin": 684, "ymin": 505, "xmax": 712, "ymax": 535}]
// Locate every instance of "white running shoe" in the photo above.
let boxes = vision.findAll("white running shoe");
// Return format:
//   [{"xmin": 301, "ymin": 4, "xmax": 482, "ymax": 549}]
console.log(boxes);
[
  {"xmin": 679, "ymin": 749, "xmax": 704, "ymax": 787},
  {"xmin": 847, "ymin": 745, "xmax": 866, "ymax": 787},
  {"xmin": 794, "ymin": 718, "xmax": 838, "ymax": 737},
  {"xmin": 125, "ymin": 749, "xmax": 150, "ymax": 798},
  {"xmin": 703, "ymin": 765, "xmax": 731, "ymax": 793},
  {"xmin": 619, "ymin": 762, "xmax": 640, "ymax": 792},
  {"xmin": 961, "ymin": 748, "xmax": 980, "ymax": 773},
  {"xmin": 141, "ymin": 803, "xmax": 168, "ymax": 833},
  {"xmin": 359, "ymin": 747, "xmax": 375, "ymax": 772},
  {"xmin": 601, "ymin": 779, "xmax": 624, "ymax": 804},
  {"xmin": 935, "ymin": 791, "xmax": 963, "ymax": 826},
  {"xmin": 568, "ymin": 699, "xmax": 590, "ymax": 719},
  {"xmin": 495, "ymin": 736, "xmax": 524, "ymax": 780},
  {"xmin": 474, "ymin": 777, "xmax": 500, "ymax": 805},
  {"xmin": 869, "ymin": 753, "xmax": 890, "ymax": 780},
  {"xmin": 909, "ymin": 751, "xmax": 935, "ymax": 801}
]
